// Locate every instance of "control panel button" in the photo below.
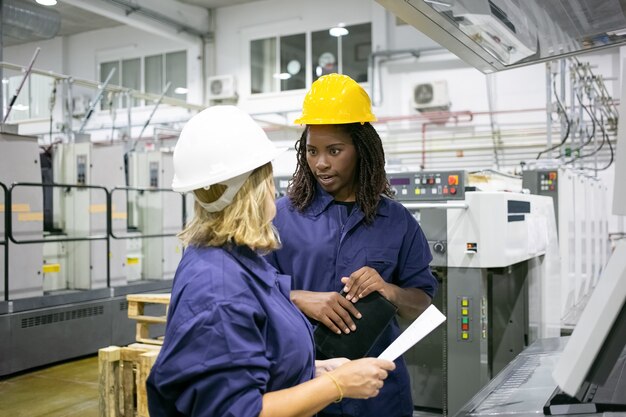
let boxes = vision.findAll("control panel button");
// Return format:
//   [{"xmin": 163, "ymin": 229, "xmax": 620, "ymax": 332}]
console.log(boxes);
[{"xmin": 448, "ymin": 175, "xmax": 459, "ymax": 185}]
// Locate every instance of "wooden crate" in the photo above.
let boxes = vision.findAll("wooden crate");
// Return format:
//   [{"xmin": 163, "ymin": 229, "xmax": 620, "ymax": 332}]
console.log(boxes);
[
  {"xmin": 99, "ymin": 343, "xmax": 161, "ymax": 417},
  {"xmin": 126, "ymin": 293, "xmax": 171, "ymax": 345}
]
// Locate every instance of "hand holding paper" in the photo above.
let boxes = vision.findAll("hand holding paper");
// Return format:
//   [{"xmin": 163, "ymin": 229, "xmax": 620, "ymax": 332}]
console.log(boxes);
[{"xmin": 378, "ymin": 304, "xmax": 446, "ymax": 362}]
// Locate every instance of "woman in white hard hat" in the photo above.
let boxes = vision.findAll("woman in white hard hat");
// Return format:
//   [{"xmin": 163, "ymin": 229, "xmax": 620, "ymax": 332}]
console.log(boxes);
[
  {"xmin": 146, "ymin": 105, "xmax": 395, "ymax": 417},
  {"xmin": 266, "ymin": 74, "xmax": 438, "ymax": 417}
]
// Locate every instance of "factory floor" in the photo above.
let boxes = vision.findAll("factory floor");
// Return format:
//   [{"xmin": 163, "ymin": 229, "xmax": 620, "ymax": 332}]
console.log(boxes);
[
  {"xmin": 0, "ymin": 355, "xmax": 99, "ymax": 417},
  {"xmin": 0, "ymin": 354, "xmax": 443, "ymax": 417}
]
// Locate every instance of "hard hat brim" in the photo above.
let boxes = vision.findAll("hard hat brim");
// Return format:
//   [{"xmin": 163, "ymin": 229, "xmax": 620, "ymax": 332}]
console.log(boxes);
[{"xmin": 172, "ymin": 146, "xmax": 288, "ymax": 193}]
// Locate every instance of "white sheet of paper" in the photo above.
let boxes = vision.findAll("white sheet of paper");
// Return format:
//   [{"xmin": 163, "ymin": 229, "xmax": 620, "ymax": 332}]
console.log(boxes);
[{"xmin": 378, "ymin": 304, "xmax": 446, "ymax": 362}]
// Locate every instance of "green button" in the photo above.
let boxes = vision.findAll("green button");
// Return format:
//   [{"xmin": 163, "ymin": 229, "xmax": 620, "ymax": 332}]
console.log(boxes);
[{"xmin": 462, "ymin": 317, "xmax": 469, "ymax": 324}]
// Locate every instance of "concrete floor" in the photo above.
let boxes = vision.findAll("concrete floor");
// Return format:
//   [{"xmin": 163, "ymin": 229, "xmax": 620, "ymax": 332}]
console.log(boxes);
[{"xmin": 0, "ymin": 355, "xmax": 99, "ymax": 417}]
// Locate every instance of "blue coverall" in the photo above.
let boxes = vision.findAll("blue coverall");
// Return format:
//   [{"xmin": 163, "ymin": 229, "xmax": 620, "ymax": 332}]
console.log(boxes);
[
  {"xmin": 266, "ymin": 184, "xmax": 438, "ymax": 417},
  {"xmin": 147, "ymin": 244, "xmax": 316, "ymax": 417}
]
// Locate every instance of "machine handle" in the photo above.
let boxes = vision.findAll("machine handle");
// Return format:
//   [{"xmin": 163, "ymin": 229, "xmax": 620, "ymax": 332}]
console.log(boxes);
[{"xmin": 401, "ymin": 202, "xmax": 468, "ymax": 210}]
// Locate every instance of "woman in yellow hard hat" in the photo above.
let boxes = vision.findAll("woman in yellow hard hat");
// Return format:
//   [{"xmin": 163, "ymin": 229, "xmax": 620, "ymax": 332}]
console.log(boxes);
[
  {"xmin": 146, "ymin": 105, "xmax": 396, "ymax": 417},
  {"xmin": 266, "ymin": 74, "xmax": 438, "ymax": 417}
]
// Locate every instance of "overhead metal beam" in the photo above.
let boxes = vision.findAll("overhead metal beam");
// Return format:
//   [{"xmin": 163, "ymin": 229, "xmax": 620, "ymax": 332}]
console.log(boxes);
[{"xmin": 60, "ymin": 0, "xmax": 212, "ymax": 45}]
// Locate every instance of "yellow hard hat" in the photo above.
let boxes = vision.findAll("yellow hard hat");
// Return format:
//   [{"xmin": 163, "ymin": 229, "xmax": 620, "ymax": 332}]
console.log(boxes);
[{"xmin": 294, "ymin": 73, "xmax": 377, "ymax": 125}]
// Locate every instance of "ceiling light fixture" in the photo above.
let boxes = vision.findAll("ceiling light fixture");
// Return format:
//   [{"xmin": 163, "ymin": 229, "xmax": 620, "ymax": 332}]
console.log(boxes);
[
  {"xmin": 36, "ymin": 0, "xmax": 58, "ymax": 6},
  {"xmin": 273, "ymin": 73, "xmax": 291, "ymax": 80},
  {"xmin": 174, "ymin": 87, "xmax": 188, "ymax": 94},
  {"xmin": 329, "ymin": 24, "xmax": 349, "ymax": 37}
]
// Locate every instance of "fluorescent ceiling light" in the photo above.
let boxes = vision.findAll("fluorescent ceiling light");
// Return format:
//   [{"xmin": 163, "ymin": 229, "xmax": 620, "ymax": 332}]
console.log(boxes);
[
  {"xmin": 329, "ymin": 26, "xmax": 349, "ymax": 37},
  {"xmin": 13, "ymin": 104, "xmax": 29, "ymax": 111},
  {"xmin": 36, "ymin": 0, "xmax": 57, "ymax": 5},
  {"xmin": 273, "ymin": 73, "xmax": 291, "ymax": 80},
  {"xmin": 174, "ymin": 87, "xmax": 188, "ymax": 94}
]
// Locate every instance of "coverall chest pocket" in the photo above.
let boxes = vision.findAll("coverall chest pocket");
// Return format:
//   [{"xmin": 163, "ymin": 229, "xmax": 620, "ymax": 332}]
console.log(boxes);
[{"xmin": 365, "ymin": 247, "xmax": 398, "ymax": 280}]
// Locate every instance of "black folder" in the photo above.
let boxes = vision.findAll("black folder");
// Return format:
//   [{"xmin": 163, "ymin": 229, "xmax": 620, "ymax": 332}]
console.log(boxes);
[{"xmin": 314, "ymin": 291, "xmax": 398, "ymax": 360}]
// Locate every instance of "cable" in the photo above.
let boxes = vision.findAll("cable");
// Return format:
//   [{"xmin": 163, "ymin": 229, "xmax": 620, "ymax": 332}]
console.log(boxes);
[
  {"xmin": 566, "ymin": 113, "xmax": 614, "ymax": 171},
  {"xmin": 564, "ymin": 92, "xmax": 596, "ymax": 158},
  {"xmin": 536, "ymin": 77, "xmax": 571, "ymax": 159},
  {"xmin": 48, "ymin": 80, "xmax": 58, "ymax": 146}
]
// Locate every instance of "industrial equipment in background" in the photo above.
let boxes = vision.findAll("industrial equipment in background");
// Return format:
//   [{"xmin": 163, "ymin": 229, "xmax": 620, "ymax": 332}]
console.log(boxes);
[
  {"xmin": 0, "ymin": 131, "xmax": 181, "ymax": 376},
  {"xmin": 388, "ymin": 170, "xmax": 558, "ymax": 416},
  {"xmin": 413, "ymin": 80, "xmax": 450, "ymax": 113},
  {"xmin": 126, "ymin": 144, "xmax": 183, "ymax": 282},
  {"xmin": 376, "ymin": 0, "xmax": 626, "ymax": 73},
  {"xmin": 523, "ymin": 166, "xmax": 610, "ymax": 329}
]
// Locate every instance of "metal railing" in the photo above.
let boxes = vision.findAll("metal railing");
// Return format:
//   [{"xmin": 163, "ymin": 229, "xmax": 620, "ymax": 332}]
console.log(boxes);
[{"xmin": 1, "ymin": 181, "xmax": 186, "ymax": 301}]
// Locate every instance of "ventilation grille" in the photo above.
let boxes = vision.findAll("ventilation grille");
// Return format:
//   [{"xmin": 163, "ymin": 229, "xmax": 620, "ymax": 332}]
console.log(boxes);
[
  {"xmin": 21, "ymin": 305, "xmax": 104, "ymax": 328},
  {"xmin": 119, "ymin": 300, "xmax": 128, "ymax": 311}
]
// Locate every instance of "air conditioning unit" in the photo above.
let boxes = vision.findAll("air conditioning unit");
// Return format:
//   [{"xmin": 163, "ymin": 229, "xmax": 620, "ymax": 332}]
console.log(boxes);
[
  {"xmin": 207, "ymin": 75, "xmax": 237, "ymax": 101},
  {"xmin": 412, "ymin": 81, "xmax": 450, "ymax": 112}
]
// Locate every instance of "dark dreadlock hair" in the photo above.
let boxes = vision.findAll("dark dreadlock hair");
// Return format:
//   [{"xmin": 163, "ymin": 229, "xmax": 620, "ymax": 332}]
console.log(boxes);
[{"xmin": 287, "ymin": 122, "xmax": 393, "ymax": 224}]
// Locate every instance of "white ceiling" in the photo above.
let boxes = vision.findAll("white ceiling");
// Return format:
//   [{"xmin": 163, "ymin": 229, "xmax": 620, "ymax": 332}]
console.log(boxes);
[{"xmin": 2, "ymin": 0, "xmax": 263, "ymax": 47}]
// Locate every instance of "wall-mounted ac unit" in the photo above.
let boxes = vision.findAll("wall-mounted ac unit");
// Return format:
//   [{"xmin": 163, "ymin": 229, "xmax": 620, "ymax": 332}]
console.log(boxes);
[
  {"xmin": 207, "ymin": 75, "xmax": 237, "ymax": 101},
  {"xmin": 412, "ymin": 80, "xmax": 450, "ymax": 112}
]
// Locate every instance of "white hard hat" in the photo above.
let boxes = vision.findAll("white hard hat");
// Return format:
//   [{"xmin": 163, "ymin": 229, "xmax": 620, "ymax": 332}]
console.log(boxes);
[{"xmin": 172, "ymin": 106, "xmax": 285, "ymax": 200}]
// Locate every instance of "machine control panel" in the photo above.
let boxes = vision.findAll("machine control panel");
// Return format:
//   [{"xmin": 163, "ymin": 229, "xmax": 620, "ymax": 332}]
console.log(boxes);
[
  {"xmin": 387, "ymin": 170, "xmax": 466, "ymax": 201},
  {"xmin": 522, "ymin": 169, "xmax": 558, "ymax": 222}
]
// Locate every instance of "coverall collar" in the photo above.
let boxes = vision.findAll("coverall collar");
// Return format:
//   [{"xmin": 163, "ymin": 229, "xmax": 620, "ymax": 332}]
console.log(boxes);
[
  {"xmin": 307, "ymin": 182, "xmax": 390, "ymax": 218},
  {"xmin": 225, "ymin": 244, "xmax": 278, "ymax": 288}
]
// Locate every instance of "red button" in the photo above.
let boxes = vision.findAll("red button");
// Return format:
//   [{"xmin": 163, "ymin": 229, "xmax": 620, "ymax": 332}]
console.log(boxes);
[
  {"xmin": 450, "ymin": 187, "xmax": 457, "ymax": 195},
  {"xmin": 461, "ymin": 323, "xmax": 469, "ymax": 331},
  {"xmin": 443, "ymin": 187, "xmax": 449, "ymax": 194},
  {"xmin": 549, "ymin": 171, "xmax": 557, "ymax": 180},
  {"xmin": 448, "ymin": 175, "xmax": 459, "ymax": 185}
]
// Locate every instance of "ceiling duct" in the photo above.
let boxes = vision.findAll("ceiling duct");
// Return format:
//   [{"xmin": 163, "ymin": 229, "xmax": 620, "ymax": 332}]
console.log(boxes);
[{"xmin": 2, "ymin": 0, "xmax": 61, "ymax": 43}]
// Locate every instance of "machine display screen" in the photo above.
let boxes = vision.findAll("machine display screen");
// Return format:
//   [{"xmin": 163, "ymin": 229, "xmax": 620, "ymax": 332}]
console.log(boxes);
[{"xmin": 390, "ymin": 177, "xmax": 410, "ymax": 186}]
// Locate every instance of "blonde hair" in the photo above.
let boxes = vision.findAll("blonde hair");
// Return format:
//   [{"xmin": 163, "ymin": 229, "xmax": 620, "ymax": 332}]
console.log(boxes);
[{"xmin": 178, "ymin": 163, "xmax": 280, "ymax": 252}]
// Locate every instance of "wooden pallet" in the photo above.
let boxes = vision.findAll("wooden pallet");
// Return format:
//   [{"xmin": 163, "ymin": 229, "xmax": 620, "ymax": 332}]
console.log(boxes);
[
  {"xmin": 99, "ymin": 343, "xmax": 161, "ymax": 417},
  {"xmin": 126, "ymin": 293, "xmax": 171, "ymax": 345}
]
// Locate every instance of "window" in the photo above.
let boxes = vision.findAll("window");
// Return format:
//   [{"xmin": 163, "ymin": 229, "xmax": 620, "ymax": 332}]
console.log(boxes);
[
  {"xmin": 4, "ymin": 73, "xmax": 55, "ymax": 122},
  {"xmin": 99, "ymin": 50, "xmax": 187, "ymax": 109},
  {"xmin": 165, "ymin": 51, "xmax": 187, "ymax": 100},
  {"xmin": 122, "ymin": 58, "xmax": 141, "ymax": 107},
  {"xmin": 99, "ymin": 61, "xmax": 120, "ymax": 110},
  {"xmin": 250, "ymin": 35, "xmax": 305, "ymax": 94},
  {"xmin": 251, "ymin": 38, "xmax": 277, "ymax": 94},
  {"xmin": 313, "ymin": 23, "xmax": 371, "ymax": 83},
  {"xmin": 280, "ymin": 34, "xmax": 306, "ymax": 91},
  {"xmin": 250, "ymin": 23, "xmax": 371, "ymax": 95},
  {"xmin": 341, "ymin": 23, "xmax": 371, "ymax": 83}
]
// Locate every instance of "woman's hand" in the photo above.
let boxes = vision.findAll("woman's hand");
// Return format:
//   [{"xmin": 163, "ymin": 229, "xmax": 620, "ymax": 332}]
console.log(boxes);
[
  {"xmin": 341, "ymin": 266, "xmax": 389, "ymax": 302},
  {"xmin": 291, "ymin": 290, "xmax": 362, "ymax": 334},
  {"xmin": 328, "ymin": 358, "xmax": 396, "ymax": 399},
  {"xmin": 315, "ymin": 358, "xmax": 349, "ymax": 377}
]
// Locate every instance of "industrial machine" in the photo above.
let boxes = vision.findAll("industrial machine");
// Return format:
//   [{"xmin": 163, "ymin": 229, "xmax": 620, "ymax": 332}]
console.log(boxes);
[
  {"xmin": 389, "ymin": 170, "xmax": 556, "ymax": 416},
  {"xmin": 0, "ymin": 131, "xmax": 44, "ymax": 300},
  {"xmin": 0, "ymin": 134, "xmax": 176, "ymax": 377},
  {"xmin": 44, "ymin": 139, "xmax": 128, "ymax": 291},
  {"xmin": 522, "ymin": 167, "xmax": 610, "ymax": 325},
  {"xmin": 126, "ymin": 149, "xmax": 182, "ymax": 281}
]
